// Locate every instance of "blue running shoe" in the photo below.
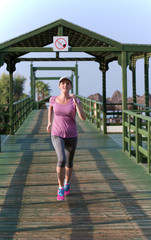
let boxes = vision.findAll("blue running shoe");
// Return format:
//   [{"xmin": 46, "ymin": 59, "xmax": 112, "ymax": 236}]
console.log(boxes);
[
  {"xmin": 64, "ymin": 181, "xmax": 70, "ymax": 196},
  {"xmin": 57, "ymin": 187, "xmax": 64, "ymax": 201}
]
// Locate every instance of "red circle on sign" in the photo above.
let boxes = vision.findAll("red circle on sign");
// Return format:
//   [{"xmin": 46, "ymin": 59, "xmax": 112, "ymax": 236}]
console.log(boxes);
[{"xmin": 55, "ymin": 38, "xmax": 67, "ymax": 50}]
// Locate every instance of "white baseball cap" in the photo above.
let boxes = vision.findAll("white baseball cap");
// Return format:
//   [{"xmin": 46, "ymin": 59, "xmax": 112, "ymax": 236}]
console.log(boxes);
[{"xmin": 59, "ymin": 76, "xmax": 72, "ymax": 85}]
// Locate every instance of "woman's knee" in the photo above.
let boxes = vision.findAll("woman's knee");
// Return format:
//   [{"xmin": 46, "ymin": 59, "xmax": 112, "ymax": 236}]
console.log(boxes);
[
  {"xmin": 66, "ymin": 161, "xmax": 73, "ymax": 168},
  {"xmin": 57, "ymin": 157, "xmax": 66, "ymax": 168}
]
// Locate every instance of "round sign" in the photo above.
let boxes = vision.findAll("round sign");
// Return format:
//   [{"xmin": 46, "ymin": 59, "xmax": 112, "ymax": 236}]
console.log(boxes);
[{"xmin": 55, "ymin": 38, "xmax": 67, "ymax": 50}]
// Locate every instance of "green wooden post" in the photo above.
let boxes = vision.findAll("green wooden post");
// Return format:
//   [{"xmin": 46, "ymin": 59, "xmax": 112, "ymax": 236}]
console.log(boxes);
[
  {"xmin": 10, "ymin": 71, "xmax": 14, "ymax": 134},
  {"xmin": 0, "ymin": 134, "xmax": 1, "ymax": 152},
  {"xmin": 147, "ymin": 121, "xmax": 150, "ymax": 173},
  {"xmin": 144, "ymin": 54, "xmax": 149, "ymax": 115},
  {"xmin": 128, "ymin": 115, "xmax": 131, "ymax": 156},
  {"xmin": 102, "ymin": 69, "xmax": 107, "ymax": 134},
  {"xmin": 71, "ymin": 74, "xmax": 73, "ymax": 94},
  {"xmin": 132, "ymin": 63, "xmax": 137, "ymax": 109},
  {"xmin": 33, "ymin": 70, "xmax": 36, "ymax": 109},
  {"xmin": 99, "ymin": 62, "xmax": 108, "ymax": 134},
  {"xmin": 122, "ymin": 52, "xmax": 128, "ymax": 151},
  {"xmin": 75, "ymin": 62, "xmax": 78, "ymax": 95},
  {"xmin": 7, "ymin": 60, "xmax": 16, "ymax": 135},
  {"xmin": 30, "ymin": 62, "xmax": 34, "ymax": 98},
  {"xmin": 58, "ymin": 25, "xmax": 63, "ymax": 36}
]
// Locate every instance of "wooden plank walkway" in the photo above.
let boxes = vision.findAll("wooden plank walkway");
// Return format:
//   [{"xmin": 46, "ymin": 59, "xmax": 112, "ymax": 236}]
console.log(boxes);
[{"xmin": 0, "ymin": 109, "xmax": 151, "ymax": 240}]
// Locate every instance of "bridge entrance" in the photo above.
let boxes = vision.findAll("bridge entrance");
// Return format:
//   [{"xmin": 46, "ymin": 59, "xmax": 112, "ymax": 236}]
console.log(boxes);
[{"xmin": 1, "ymin": 19, "xmax": 151, "ymax": 168}]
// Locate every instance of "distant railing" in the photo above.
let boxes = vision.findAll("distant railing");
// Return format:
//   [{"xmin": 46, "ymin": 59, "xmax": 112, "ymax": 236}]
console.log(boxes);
[
  {"xmin": 78, "ymin": 96, "xmax": 125, "ymax": 131},
  {"xmin": 77, "ymin": 95, "xmax": 103, "ymax": 130},
  {"xmin": 36, "ymin": 96, "xmax": 50, "ymax": 109}
]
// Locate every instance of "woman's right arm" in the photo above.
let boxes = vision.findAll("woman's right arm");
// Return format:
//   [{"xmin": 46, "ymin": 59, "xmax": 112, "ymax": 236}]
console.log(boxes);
[{"xmin": 47, "ymin": 104, "xmax": 53, "ymax": 133}]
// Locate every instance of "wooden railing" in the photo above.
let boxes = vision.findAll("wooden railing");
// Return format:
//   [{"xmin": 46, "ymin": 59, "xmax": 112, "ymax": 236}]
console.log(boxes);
[
  {"xmin": 123, "ymin": 107, "xmax": 151, "ymax": 173},
  {"xmin": 78, "ymin": 95, "xmax": 103, "ymax": 130},
  {"xmin": 36, "ymin": 96, "xmax": 50, "ymax": 109},
  {"xmin": 13, "ymin": 97, "xmax": 33, "ymax": 132},
  {"xmin": 0, "ymin": 97, "xmax": 33, "ymax": 152},
  {"xmin": 78, "ymin": 95, "xmax": 151, "ymax": 173}
]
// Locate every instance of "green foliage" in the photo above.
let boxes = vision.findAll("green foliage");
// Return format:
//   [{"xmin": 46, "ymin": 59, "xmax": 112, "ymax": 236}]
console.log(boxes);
[
  {"xmin": 0, "ymin": 72, "xmax": 27, "ymax": 133},
  {"xmin": 13, "ymin": 74, "xmax": 26, "ymax": 101},
  {"xmin": 0, "ymin": 73, "xmax": 9, "ymax": 104},
  {"xmin": 0, "ymin": 72, "xmax": 27, "ymax": 104},
  {"xmin": 36, "ymin": 80, "xmax": 51, "ymax": 101}
]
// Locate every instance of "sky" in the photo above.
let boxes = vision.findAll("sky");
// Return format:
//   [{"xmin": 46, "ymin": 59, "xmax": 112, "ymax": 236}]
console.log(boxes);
[{"xmin": 0, "ymin": 0, "xmax": 151, "ymax": 98}]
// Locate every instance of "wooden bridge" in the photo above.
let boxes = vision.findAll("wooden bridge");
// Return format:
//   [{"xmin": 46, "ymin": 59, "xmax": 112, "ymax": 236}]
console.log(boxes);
[{"xmin": 1, "ymin": 109, "xmax": 151, "ymax": 240}]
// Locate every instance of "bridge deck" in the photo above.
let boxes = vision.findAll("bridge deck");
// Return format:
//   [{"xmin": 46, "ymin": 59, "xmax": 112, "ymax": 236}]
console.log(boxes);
[{"xmin": 0, "ymin": 109, "xmax": 151, "ymax": 240}]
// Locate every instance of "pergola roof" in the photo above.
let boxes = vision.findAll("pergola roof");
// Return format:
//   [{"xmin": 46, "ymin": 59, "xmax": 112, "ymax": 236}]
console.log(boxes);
[{"xmin": 1, "ymin": 19, "xmax": 151, "ymax": 66}]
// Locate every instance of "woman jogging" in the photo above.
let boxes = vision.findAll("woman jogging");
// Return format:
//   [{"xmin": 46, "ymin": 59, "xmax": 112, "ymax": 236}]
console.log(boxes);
[{"xmin": 47, "ymin": 76, "xmax": 86, "ymax": 201}]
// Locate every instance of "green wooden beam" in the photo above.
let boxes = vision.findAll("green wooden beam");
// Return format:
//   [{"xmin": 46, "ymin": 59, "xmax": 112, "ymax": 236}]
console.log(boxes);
[
  {"xmin": 123, "ymin": 44, "xmax": 151, "ymax": 52},
  {"xmin": 35, "ymin": 77, "xmax": 60, "ymax": 80},
  {"xmin": 33, "ymin": 66, "xmax": 76, "ymax": 71},
  {"xmin": 3, "ymin": 46, "xmax": 151, "ymax": 53},
  {"xmin": 17, "ymin": 58, "xmax": 96, "ymax": 62},
  {"xmin": 2, "ymin": 47, "xmax": 121, "ymax": 53}
]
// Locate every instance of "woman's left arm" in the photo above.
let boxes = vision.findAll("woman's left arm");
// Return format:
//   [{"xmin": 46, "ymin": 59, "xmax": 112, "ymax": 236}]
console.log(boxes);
[{"xmin": 70, "ymin": 94, "xmax": 86, "ymax": 121}]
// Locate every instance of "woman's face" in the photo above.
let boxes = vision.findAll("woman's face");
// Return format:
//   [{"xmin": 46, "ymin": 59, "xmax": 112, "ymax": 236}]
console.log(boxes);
[{"xmin": 59, "ymin": 80, "xmax": 72, "ymax": 92}]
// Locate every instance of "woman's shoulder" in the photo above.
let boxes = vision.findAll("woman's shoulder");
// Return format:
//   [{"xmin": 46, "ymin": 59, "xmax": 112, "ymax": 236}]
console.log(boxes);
[{"xmin": 49, "ymin": 96, "xmax": 56, "ymax": 105}]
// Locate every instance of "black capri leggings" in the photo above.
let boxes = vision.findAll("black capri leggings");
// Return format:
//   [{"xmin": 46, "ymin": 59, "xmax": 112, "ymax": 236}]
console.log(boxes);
[{"xmin": 51, "ymin": 136, "xmax": 78, "ymax": 168}]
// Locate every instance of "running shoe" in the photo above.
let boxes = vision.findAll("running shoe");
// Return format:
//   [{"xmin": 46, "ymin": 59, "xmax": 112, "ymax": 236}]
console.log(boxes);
[
  {"xmin": 64, "ymin": 181, "xmax": 70, "ymax": 196},
  {"xmin": 57, "ymin": 187, "xmax": 64, "ymax": 201}
]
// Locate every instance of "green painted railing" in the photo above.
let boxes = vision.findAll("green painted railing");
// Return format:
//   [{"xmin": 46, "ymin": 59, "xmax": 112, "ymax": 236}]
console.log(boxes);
[
  {"xmin": 78, "ymin": 95, "xmax": 103, "ymax": 130},
  {"xmin": 36, "ymin": 96, "xmax": 50, "ymax": 109},
  {"xmin": 0, "ymin": 97, "xmax": 33, "ymax": 152},
  {"xmin": 78, "ymin": 95, "xmax": 151, "ymax": 173},
  {"xmin": 123, "ymin": 109, "xmax": 151, "ymax": 173},
  {"xmin": 13, "ymin": 97, "xmax": 33, "ymax": 133}
]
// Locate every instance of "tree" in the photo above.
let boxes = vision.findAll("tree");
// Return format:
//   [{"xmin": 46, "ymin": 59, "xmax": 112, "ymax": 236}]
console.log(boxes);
[
  {"xmin": 0, "ymin": 72, "xmax": 27, "ymax": 104},
  {"xmin": 36, "ymin": 81, "xmax": 51, "ymax": 101},
  {"xmin": 0, "ymin": 73, "xmax": 27, "ymax": 133},
  {"xmin": 0, "ymin": 73, "xmax": 9, "ymax": 104},
  {"xmin": 13, "ymin": 74, "xmax": 26, "ymax": 101}
]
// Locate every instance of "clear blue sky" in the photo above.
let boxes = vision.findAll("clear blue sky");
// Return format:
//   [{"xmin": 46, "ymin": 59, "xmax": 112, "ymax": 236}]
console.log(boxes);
[{"xmin": 0, "ymin": 0, "xmax": 151, "ymax": 97}]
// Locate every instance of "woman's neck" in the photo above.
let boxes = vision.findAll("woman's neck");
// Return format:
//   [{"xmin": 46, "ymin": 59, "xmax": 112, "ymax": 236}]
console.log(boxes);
[{"xmin": 59, "ymin": 92, "xmax": 70, "ymax": 100}]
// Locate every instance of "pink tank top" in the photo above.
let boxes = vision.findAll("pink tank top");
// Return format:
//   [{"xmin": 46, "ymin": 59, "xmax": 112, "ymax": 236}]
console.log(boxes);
[{"xmin": 49, "ymin": 96, "xmax": 80, "ymax": 138}]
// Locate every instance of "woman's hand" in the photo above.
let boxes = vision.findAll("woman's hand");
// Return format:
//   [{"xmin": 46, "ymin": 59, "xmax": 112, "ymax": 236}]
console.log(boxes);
[
  {"xmin": 47, "ymin": 122, "xmax": 52, "ymax": 133},
  {"xmin": 70, "ymin": 94, "xmax": 86, "ymax": 121}
]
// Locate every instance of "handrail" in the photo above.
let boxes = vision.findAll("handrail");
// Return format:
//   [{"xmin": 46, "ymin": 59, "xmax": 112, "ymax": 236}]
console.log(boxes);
[
  {"xmin": 77, "ymin": 95, "xmax": 103, "ymax": 130},
  {"xmin": 123, "ymin": 109, "xmax": 151, "ymax": 173},
  {"xmin": 13, "ymin": 97, "xmax": 33, "ymax": 133},
  {"xmin": 0, "ymin": 97, "xmax": 33, "ymax": 135},
  {"xmin": 37, "ymin": 96, "xmax": 50, "ymax": 109},
  {"xmin": 0, "ymin": 96, "xmax": 33, "ymax": 152},
  {"xmin": 133, "ymin": 103, "xmax": 151, "ymax": 109}
]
